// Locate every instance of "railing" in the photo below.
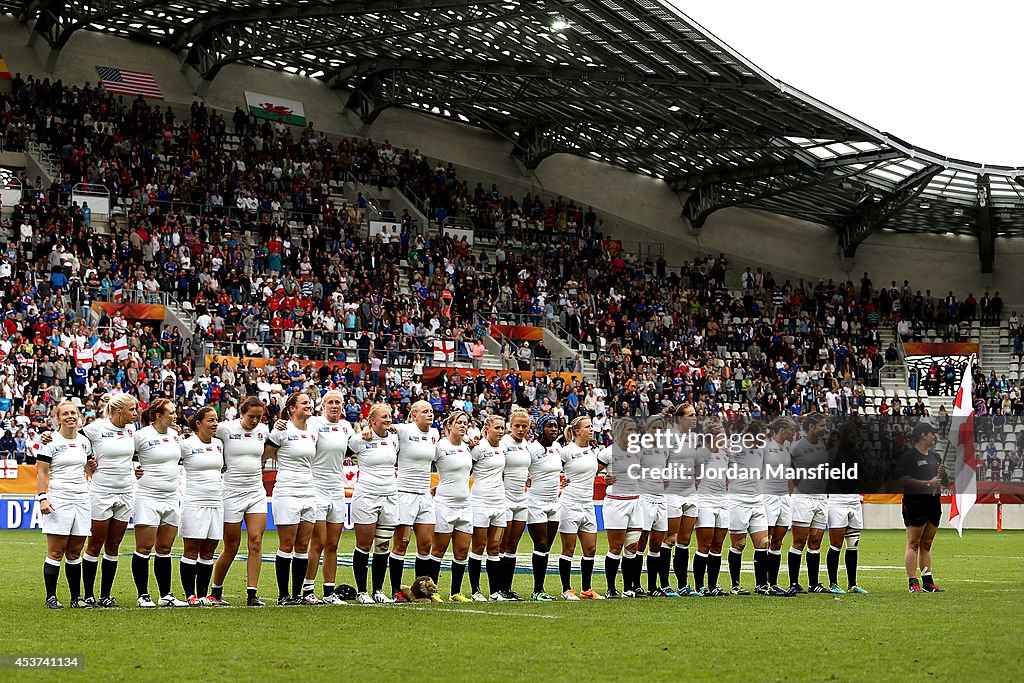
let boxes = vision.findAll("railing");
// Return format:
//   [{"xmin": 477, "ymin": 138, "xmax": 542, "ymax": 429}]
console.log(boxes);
[
  {"xmin": 200, "ymin": 339, "xmax": 475, "ymax": 369},
  {"xmin": 25, "ymin": 139, "xmax": 60, "ymax": 179}
]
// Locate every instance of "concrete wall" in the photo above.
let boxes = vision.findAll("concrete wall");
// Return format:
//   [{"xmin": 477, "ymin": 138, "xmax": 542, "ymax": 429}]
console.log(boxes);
[{"xmin": 2, "ymin": 14, "xmax": 1020, "ymax": 302}]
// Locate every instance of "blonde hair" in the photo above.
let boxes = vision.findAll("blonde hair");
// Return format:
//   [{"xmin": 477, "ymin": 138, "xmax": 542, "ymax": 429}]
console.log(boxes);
[
  {"xmin": 509, "ymin": 407, "xmax": 531, "ymax": 425},
  {"xmin": 611, "ymin": 417, "xmax": 638, "ymax": 449},
  {"xmin": 443, "ymin": 410, "xmax": 470, "ymax": 435},
  {"xmin": 52, "ymin": 400, "xmax": 80, "ymax": 428},
  {"xmin": 367, "ymin": 402, "xmax": 392, "ymax": 422},
  {"xmin": 106, "ymin": 393, "xmax": 136, "ymax": 420},
  {"xmin": 563, "ymin": 415, "xmax": 591, "ymax": 443}
]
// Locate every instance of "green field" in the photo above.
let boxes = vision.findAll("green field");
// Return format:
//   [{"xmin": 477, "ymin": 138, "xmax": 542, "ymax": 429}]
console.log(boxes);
[{"xmin": 3, "ymin": 529, "xmax": 1021, "ymax": 682}]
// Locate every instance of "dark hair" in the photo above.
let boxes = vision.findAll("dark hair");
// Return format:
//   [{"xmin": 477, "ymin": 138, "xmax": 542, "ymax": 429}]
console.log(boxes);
[
  {"xmin": 283, "ymin": 392, "xmax": 308, "ymax": 420},
  {"xmin": 142, "ymin": 398, "xmax": 173, "ymax": 427},
  {"xmin": 189, "ymin": 406, "xmax": 218, "ymax": 432},
  {"xmin": 239, "ymin": 396, "xmax": 264, "ymax": 416},
  {"xmin": 673, "ymin": 402, "xmax": 695, "ymax": 418}
]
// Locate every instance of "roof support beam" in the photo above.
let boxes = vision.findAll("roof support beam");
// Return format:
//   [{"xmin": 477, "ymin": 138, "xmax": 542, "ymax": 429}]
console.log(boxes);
[
  {"xmin": 837, "ymin": 163, "xmax": 943, "ymax": 258},
  {"xmin": 977, "ymin": 175, "xmax": 995, "ymax": 273}
]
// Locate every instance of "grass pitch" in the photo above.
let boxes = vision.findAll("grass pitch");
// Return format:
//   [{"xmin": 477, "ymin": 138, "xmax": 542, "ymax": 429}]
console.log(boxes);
[{"xmin": 2, "ymin": 529, "xmax": 1021, "ymax": 682}]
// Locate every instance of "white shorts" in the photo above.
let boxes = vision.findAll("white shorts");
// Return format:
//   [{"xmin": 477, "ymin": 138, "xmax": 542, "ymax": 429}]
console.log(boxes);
[
  {"xmin": 695, "ymin": 504, "xmax": 729, "ymax": 529},
  {"xmin": 273, "ymin": 494, "xmax": 317, "ymax": 526},
  {"xmin": 223, "ymin": 488, "xmax": 267, "ymax": 524},
  {"xmin": 397, "ymin": 491, "xmax": 435, "ymax": 526},
  {"xmin": 558, "ymin": 499, "xmax": 598, "ymax": 534},
  {"xmin": 472, "ymin": 502, "xmax": 507, "ymax": 529},
  {"xmin": 602, "ymin": 497, "xmax": 642, "ymax": 530},
  {"xmin": 91, "ymin": 489, "xmax": 133, "ymax": 523},
  {"xmin": 505, "ymin": 498, "xmax": 528, "ymax": 523},
  {"xmin": 434, "ymin": 502, "xmax": 472, "ymax": 535},
  {"xmin": 133, "ymin": 496, "xmax": 180, "ymax": 528},
  {"xmin": 764, "ymin": 494, "xmax": 792, "ymax": 528},
  {"xmin": 729, "ymin": 504, "xmax": 769, "ymax": 535},
  {"xmin": 527, "ymin": 497, "xmax": 560, "ymax": 525},
  {"xmin": 41, "ymin": 498, "xmax": 91, "ymax": 536},
  {"xmin": 180, "ymin": 505, "xmax": 224, "ymax": 540},
  {"xmin": 827, "ymin": 503, "xmax": 863, "ymax": 530},
  {"xmin": 350, "ymin": 491, "xmax": 399, "ymax": 527},
  {"xmin": 791, "ymin": 496, "xmax": 828, "ymax": 530},
  {"xmin": 315, "ymin": 489, "xmax": 349, "ymax": 525},
  {"xmin": 666, "ymin": 493, "xmax": 698, "ymax": 518},
  {"xmin": 641, "ymin": 495, "xmax": 669, "ymax": 532}
]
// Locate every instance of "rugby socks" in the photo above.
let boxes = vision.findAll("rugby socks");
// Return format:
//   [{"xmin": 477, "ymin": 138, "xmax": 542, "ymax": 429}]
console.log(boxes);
[
  {"xmin": 486, "ymin": 555, "xmax": 502, "ymax": 595},
  {"xmin": 753, "ymin": 548, "xmax": 768, "ymax": 587},
  {"xmin": 767, "ymin": 549, "xmax": 781, "ymax": 586},
  {"xmin": 827, "ymin": 546, "xmax": 841, "ymax": 586},
  {"xmin": 82, "ymin": 552, "xmax": 99, "ymax": 600},
  {"xmin": 370, "ymin": 552, "xmax": 388, "ymax": 593},
  {"xmin": 351, "ymin": 548, "xmax": 369, "ymax": 593},
  {"xmin": 414, "ymin": 553, "xmax": 430, "ymax": 581},
  {"xmin": 658, "ymin": 551, "xmax": 671, "ymax": 589},
  {"xmin": 468, "ymin": 553, "xmax": 484, "ymax": 594},
  {"xmin": 323, "ymin": 583, "xmax": 335, "ymax": 597},
  {"xmin": 66, "ymin": 556, "xmax": 82, "ymax": 601},
  {"xmin": 604, "ymin": 553, "xmax": 621, "ymax": 593},
  {"xmin": 132, "ymin": 551, "xmax": 151, "ymax": 597},
  {"xmin": 581, "ymin": 556, "xmax": 595, "ymax": 593},
  {"xmin": 451, "ymin": 558, "xmax": 467, "ymax": 595},
  {"xmin": 196, "ymin": 558, "xmax": 214, "ymax": 598},
  {"xmin": 210, "ymin": 584, "xmax": 224, "ymax": 600},
  {"xmin": 674, "ymin": 545, "xmax": 689, "ymax": 587},
  {"xmin": 292, "ymin": 553, "xmax": 309, "ymax": 597},
  {"xmin": 44, "ymin": 557, "xmax": 61, "ymax": 599},
  {"xmin": 707, "ymin": 552, "xmax": 722, "ymax": 589},
  {"xmin": 276, "ymin": 550, "xmax": 293, "ymax": 599},
  {"xmin": 922, "ymin": 568, "xmax": 935, "ymax": 588},
  {"xmin": 247, "ymin": 587, "xmax": 258, "ymax": 601},
  {"xmin": 622, "ymin": 555, "xmax": 640, "ymax": 592},
  {"xmin": 646, "ymin": 551, "xmax": 661, "ymax": 593},
  {"xmin": 788, "ymin": 548, "xmax": 803, "ymax": 587},
  {"xmin": 501, "ymin": 553, "xmax": 518, "ymax": 594},
  {"xmin": 558, "ymin": 555, "xmax": 573, "ymax": 592},
  {"xmin": 389, "ymin": 553, "xmax": 406, "ymax": 594},
  {"xmin": 729, "ymin": 547, "xmax": 744, "ymax": 587},
  {"xmin": 100, "ymin": 553, "xmax": 119, "ymax": 598},
  {"xmin": 532, "ymin": 551, "xmax": 549, "ymax": 593},
  {"xmin": 302, "ymin": 579, "xmax": 316, "ymax": 597},
  {"xmin": 424, "ymin": 556, "xmax": 442, "ymax": 584},
  {"xmin": 693, "ymin": 552, "xmax": 708, "ymax": 591},
  {"xmin": 154, "ymin": 553, "xmax": 172, "ymax": 598},
  {"xmin": 807, "ymin": 549, "xmax": 821, "ymax": 587},
  {"xmin": 845, "ymin": 548, "xmax": 858, "ymax": 587},
  {"xmin": 181, "ymin": 556, "xmax": 197, "ymax": 598}
]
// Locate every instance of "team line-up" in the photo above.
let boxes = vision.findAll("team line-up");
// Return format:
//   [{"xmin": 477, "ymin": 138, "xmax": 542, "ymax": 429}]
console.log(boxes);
[{"xmin": 35, "ymin": 395, "xmax": 950, "ymax": 609}]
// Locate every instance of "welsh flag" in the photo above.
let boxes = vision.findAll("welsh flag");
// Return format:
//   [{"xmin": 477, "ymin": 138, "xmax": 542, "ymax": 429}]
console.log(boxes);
[
  {"xmin": 948, "ymin": 364, "xmax": 977, "ymax": 536},
  {"xmin": 244, "ymin": 91, "xmax": 307, "ymax": 126}
]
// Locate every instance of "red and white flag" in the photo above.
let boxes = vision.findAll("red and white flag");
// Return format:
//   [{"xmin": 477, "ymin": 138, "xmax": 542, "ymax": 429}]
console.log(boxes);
[
  {"xmin": 949, "ymin": 364, "xmax": 977, "ymax": 536},
  {"xmin": 74, "ymin": 344, "xmax": 94, "ymax": 369},
  {"xmin": 96, "ymin": 66, "xmax": 163, "ymax": 99},
  {"xmin": 92, "ymin": 339, "xmax": 114, "ymax": 365},
  {"xmin": 432, "ymin": 339, "xmax": 455, "ymax": 362},
  {"xmin": 113, "ymin": 335, "xmax": 129, "ymax": 360}
]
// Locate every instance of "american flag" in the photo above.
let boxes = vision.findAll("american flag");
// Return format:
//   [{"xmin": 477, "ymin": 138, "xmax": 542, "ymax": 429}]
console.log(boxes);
[{"xmin": 95, "ymin": 66, "xmax": 163, "ymax": 99}]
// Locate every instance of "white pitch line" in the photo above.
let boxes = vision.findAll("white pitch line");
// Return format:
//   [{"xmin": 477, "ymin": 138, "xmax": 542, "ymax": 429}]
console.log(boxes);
[{"xmin": 402, "ymin": 606, "xmax": 559, "ymax": 619}]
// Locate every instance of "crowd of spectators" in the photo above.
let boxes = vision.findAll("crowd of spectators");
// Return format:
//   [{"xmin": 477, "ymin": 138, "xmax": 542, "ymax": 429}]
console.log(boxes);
[{"xmin": 2, "ymin": 71, "xmax": 1023, "ymax": 480}]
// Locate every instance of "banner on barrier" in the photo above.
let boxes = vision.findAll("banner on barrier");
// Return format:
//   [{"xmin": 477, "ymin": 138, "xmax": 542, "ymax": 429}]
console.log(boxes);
[{"xmin": 91, "ymin": 302, "xmax": 165, "ymax": 321}]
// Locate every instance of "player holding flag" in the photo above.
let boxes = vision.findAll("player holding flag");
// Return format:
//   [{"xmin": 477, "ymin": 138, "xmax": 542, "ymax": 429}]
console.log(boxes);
[{"xmin": 948, "ymin": 364, "xmax": 978, "ymax": 537}]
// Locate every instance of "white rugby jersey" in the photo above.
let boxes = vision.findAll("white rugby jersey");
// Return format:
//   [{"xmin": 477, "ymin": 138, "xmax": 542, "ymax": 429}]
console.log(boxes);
[
  {"xmin": 597, "ymin": 445, "xmax": 640, "ymax": 498},
  {"xmin": 36, "ymin": 432, "xmax": 90, "ymax": 500},
  {"xmin": 728, "ymin": 446, "xmax": 764, "ymax": 506},
  {"xmin": 433, "ymin": 438, "xmax": 472, "ymax": 507},
  {"xmin": 133, "ymin": 425, "xmax": 184, "ymax": 500},
  {"xmin": 471, "ymin": 440, "xmax": 506, "ymax": 507},
  {"xmin": 396, "ymin": 423, "xmax": 439, "ymax": 494},
  {"xmin": 82, "ymin": 418, "xmax": 136, "ymax": 494},
  {"xmin": 789, "ymin": 437, "xmax": 829, "ymax": 497},
  {"xmin": 664, "ymin": 427, "xmax": 697, "ymax": 497},
  {"xmin": 349, "ymin": 430, "xmax": 399, "ymax": 497},
  {"xmin": 216, "ymin": 419, "xmax": 268, "ymax": 492},
  {"xmin": 310, "ymin": 416, "xmax": 354, "ymax": 492},
  {"xmin": 527, "ymin": 441, "xmax": 563, "ymax": 501},
  {"xmin": 761, "ymin": 438, "xmax": 792, "ymax": 496},
  {"xmin": 180, "ymin": 435, "xmax": 225, "ymax": 507},
  {"xmin": 638, "ymin": 444, "xmax": 668, "ymax": 498},
  {"xmin": 267, "ymin": 421, "xmax": 318, "ymax": 497},
  {"xmin": 499, "ymin": 434, "xmax": 531, "ymax": 503},
  {"xmin": 559, "ymin": 442, "xmax": 599, "ymax": 505},
  {"xmin": 695, "ymin": 447, "xmax": 729, "ymax": 505}
]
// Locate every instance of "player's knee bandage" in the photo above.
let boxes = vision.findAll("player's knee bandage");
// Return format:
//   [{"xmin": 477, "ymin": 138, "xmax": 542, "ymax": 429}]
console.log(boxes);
[
  {"xmin": 624, "ymin": 530, "xmax": 641, "ymax": 551},
  {"xmin": 844, "ymin": 528, "xmax": 860, "ymax": 550},
  {"xmin": 374, "ymin": 527, "xmax": 395, "ymax": 554}
]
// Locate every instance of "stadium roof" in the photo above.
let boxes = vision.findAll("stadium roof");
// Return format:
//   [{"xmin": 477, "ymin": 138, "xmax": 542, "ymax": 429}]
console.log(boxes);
[{"xmin": 4, "ymin": 0, "xmax": 1020, "ymax": 268}]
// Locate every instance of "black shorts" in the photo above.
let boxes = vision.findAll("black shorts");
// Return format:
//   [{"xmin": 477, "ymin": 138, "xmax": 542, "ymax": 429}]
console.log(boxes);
[{"xmin": 902, "ymin": 495, "xmax": 941, "ymax": 527}]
